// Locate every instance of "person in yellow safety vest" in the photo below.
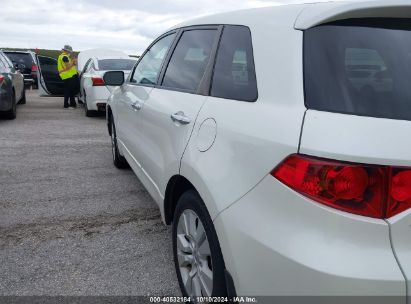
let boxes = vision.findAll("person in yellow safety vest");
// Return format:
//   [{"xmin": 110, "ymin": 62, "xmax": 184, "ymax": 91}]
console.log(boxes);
[{"xmin": 57, "ymin": 45, "xmax": 78, "ymax": 109}]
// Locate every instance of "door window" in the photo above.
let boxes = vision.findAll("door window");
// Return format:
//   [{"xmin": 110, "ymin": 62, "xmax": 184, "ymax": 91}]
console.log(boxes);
[
  {"xmin": 131, "ymin": 33, "xmax": 176, "ymax": 85},
  {"xmin": 211, "ymin": 25, "xmax": 257, "ymax": 102},
  {"xmin": 162, "ymin": 29, "xmax": 217, "ymax": 92},
  {"xmin": 38, "ymin": 56, "xmax": 58, "ymax": 73}
]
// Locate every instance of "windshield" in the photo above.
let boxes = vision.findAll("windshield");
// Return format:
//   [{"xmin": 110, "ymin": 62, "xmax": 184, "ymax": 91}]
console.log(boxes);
[
  {"xmin": 304, "ymin": 18, "xmax": 411, "ymax": 121},
  {"xmin": 97, "ymin": 59, "xmax": 136, "ymax": 71}
]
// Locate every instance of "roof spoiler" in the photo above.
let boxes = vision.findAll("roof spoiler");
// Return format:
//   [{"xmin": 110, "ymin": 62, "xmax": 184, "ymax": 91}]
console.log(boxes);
[{"xmin": 295, "ymin": 0, "xmax": 411, "ymax": 30}]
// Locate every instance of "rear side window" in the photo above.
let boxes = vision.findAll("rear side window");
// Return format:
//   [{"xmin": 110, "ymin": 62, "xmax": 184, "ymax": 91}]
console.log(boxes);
[
  {"xmin": 211, "ymin": 26, "xmax": 257, "ymax": 102},
  {"xmin": 162, "ymin": 29, "xmax": 217, "ymax": 92},
  {"xmin": 305, "ymin": 18, "xmax": 411, "ymax": 121}
]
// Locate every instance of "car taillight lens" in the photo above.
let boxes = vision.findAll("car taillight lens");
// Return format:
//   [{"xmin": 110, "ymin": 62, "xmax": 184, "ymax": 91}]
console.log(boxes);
[
  {"xmin": 0, "ymin": 75, "xmax": 4, "ymax": 84},
  {"xmin": 272, "ymin": 154, "xmax": 411, "ymax": 219},
  {"xmin": 31, "ymin": 64, "xmax": 38, "ymax": 72},
  {"xmin": 92, "ymin": 77, "xmax": 105, "ymax": 86},
  {"xmin": 389, "ymin": 169, "xmax": 411, "ymax": 217}
]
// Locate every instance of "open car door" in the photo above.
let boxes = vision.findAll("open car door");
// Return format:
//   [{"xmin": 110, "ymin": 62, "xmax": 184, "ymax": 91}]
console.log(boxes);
[{"xmin": 36, "ymin": 55, "xmax": 64, "ymax": 96}]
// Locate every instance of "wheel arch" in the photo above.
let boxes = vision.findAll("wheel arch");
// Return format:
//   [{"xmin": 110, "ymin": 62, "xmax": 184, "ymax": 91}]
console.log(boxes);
[
  {"xmin": 164, "ymin": 175, "xmax": 198, "ymax": 225},
  {"xmin": 107, "ymin": 105, "xmax": 113, "ymax": 136},
  {"xmin": 166, "ymin": 174, "xmax": 236, "ymax": 297}
]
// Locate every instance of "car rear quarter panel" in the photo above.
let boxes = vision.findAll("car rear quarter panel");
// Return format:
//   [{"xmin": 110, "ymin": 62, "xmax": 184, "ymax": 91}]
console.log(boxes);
[
  {"xmin": 180, "ymin": 10, "xmax": 307, "ymax": 220},
  {"xmin": 300, "ymin": 110, "xmax": 411, "ymax": 167},
  {"xmin": 214, "ymin": 175, "xmax": 405, "ymax": 297},
  {"xmin": 300, "ymin": 110, "xmax": 411, "ymax": 298}
]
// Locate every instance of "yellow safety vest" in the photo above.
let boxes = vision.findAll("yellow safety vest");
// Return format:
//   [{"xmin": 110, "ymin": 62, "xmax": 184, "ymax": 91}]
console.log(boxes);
[{"xmin": 57, "ymin": 53, "xmax": 77, "ymax": 80}]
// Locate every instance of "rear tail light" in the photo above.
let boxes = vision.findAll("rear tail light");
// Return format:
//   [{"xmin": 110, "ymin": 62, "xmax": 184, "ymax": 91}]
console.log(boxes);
[
  {"xmin": 0, "ymin": 75, "xmax": 4, "ymax": 84},
  {"xmin": 389, "ymin": 169, "xmax": 411, "ymax": 217},
  {"xmin": 271, "ymin": 154, "xmax": 411, "ymax": 219},
  {"xmin": 31, "ymin": 64, "xmax": 38, "ymax": 72},
  {"xmin": 92, "ymin": 76, "xmax": 105, "ymax": 86}
]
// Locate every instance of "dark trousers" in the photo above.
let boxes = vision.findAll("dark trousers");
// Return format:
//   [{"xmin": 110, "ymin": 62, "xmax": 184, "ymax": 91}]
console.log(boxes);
[{"xmin": 63, "ymin": 77, "xmax": 77, "ymax": 108}]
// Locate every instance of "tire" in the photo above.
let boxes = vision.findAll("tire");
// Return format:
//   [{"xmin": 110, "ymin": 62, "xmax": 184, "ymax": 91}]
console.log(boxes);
[
  {"xmin": 19, "ymin": 88, "xmax": 26, "ymax": 105},
  {"xmin": 3, "ymin": 91, "xmax": 17, "ymax": 120},
  {"xmin": 84, "ymin": 94, "xmax": 97, "ymax": 117},
  {"xmin": 173, "ymin": 190, "xmax": 227, "ymax": 299},
  {"xmin": 110, "ymin": 117, "xmax": 128, "ymax": 169}
]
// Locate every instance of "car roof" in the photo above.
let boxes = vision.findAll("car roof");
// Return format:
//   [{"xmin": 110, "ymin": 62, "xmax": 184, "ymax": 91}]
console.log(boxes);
[
  {"xmin": 171, "ymin": 0, "xmax": 411, "ymax": 31},
  {"xmin": 3, "ymin": 50, "xmax": 34, "ymax": 54}
]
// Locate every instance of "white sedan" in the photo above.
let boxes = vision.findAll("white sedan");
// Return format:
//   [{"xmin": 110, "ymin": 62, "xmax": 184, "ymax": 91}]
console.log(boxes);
[{"xmin": 79, "ymin": 57, "xmax": 136, "ymax": 117}]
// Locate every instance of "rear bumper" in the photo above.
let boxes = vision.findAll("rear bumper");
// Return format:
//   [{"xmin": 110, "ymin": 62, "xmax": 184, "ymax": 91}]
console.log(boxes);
[
  {"xmin": 23, "ymin": 75, "xmax": 37, "ymax": 86},
  {"xmin": 214, "ymin": 175, "xmax": 406, "ymax": 299},
  {"xmin": 86, "ymin": 87, "xmax": 110, "ymax": 111},
  {"xmin": 87, "ymin": 99, "xmax": 107, "ymax": 111}
]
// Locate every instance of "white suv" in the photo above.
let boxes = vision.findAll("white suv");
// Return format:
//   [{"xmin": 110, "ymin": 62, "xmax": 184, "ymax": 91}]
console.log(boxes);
[{"xmin": 105, "ymin": 1, "xmax": 411, "ymax": 301}]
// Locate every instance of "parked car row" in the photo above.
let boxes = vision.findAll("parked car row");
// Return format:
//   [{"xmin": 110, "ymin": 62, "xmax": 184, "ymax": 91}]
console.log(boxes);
[
  {"xmin": 36, "ymin": 49, "xmax": 137, "ymax": 117},
  {"xmin": 0, "ymin": 50, "xmax": 26, "ymax": 119},
  {"xmin": 78, "ymin": 54, "xmax": 136, "ymax": 116},
  {"xmin": 2, "ymin": 50, "xmax": 38, "ymax": 89}
]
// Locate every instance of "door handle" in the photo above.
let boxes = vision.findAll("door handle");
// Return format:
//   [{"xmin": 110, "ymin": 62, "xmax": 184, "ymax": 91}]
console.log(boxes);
[
  {"xmin": 131, "ymin": 102, "xmax": 142, "ymax": 111},
  {"xmin": 171, "ymin": 111, "xmax": 191, "ymax": 125}
]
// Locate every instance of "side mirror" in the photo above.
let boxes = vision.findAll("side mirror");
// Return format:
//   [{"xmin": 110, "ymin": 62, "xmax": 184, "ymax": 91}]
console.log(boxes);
[{"xmin": 103, "ymin": 71, "xmax": 124, "ymax": 86}]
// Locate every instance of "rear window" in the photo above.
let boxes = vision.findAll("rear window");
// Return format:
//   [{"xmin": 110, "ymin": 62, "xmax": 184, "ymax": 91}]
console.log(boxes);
[
  {"xmin": 4, "ymin": 52, "xmax": 33, "ymax": 67},
  {"xmin": 97, "ymin": 59, "xmax": 136, "ymax": 71},
  {"xmin": 304, "ymin": 18, "xmax": 411, "ymax": 121}
]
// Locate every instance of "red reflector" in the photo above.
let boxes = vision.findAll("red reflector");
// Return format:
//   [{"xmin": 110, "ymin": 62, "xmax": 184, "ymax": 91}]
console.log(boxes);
[
  {"xmin": 92, "ymin": 76, "xmax": 105, "ymax": 86},
  {"xmin": 388, "ymin": 170, "xmax": 411, "ymax": 217},
  {"xmin": 272, "ymin": 155, "xmax": 411, "ymax": 219},
  {"xmin": 327, "ymin": 166, "xmax": 369, "ymax": 200}
]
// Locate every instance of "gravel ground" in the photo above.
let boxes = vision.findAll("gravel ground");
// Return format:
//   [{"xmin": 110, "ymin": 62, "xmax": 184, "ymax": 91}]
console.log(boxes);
[{"xmin": 0, "ymin": 90, "xmax": 179, "ymax": 296}]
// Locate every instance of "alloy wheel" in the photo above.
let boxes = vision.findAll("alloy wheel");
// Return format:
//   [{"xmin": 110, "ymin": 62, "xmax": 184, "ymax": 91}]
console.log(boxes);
[{"xmin": 176, "ymin": 209, "xmax": 213, "ymax": 297}]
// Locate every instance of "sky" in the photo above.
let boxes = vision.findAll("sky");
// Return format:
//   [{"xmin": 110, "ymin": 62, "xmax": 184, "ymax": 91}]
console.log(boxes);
[{"xmin": 0, "ymin": 0, "xmax": 352, "ymax": 55}]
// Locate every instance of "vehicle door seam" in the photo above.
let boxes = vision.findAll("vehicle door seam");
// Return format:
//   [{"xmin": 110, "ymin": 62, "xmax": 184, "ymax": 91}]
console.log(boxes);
[
  {"xmin": 212, "ymin": 173, "xmax": 268, "ymax": 222},
  {"xmin": 213, "ymin": 109, "xmax": 308, "ymax": 221},
  {"xmin": 178, "ymin": 97, "xmax": 208, "ymax": 173},
  {"xmin": 297, "ymin": 109, "xmax": 307, "ymax": 153}
]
